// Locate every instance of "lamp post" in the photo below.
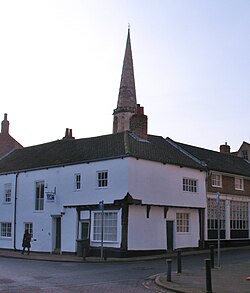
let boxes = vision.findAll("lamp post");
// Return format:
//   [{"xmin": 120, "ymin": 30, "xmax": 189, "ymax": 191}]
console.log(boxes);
[{"xmin": 216, "ymin": 192, "xmax": 220, "ymax": 267}]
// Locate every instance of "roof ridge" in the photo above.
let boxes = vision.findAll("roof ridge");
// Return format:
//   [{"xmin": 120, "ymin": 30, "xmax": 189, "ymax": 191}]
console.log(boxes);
[{"xmin": 166, "ymin": 137, "xmax": 207, "ymax": 167}]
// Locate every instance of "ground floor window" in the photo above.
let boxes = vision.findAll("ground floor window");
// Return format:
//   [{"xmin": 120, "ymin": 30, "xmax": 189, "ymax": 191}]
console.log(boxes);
[
  {"xmin": 176, "ymin": 213, "xmax": 189, "ymax": 232},
  {"xmin": 230, "ymin": 201, "xmax": 248, "ymax": 239},
  {"xmin": 24, "ymin": 222, "xmax": 33, "ymax": 238},
  {"xmin": 93, "ymin": 211, "xmax": 118, "ymax": 242},
  {"xmin": 207, "ymin": 198, "xmax": 226, "ymax": 239},
  {"xmin": 0, "ymin": 222, "xmax": 12, "ymax": 237}
]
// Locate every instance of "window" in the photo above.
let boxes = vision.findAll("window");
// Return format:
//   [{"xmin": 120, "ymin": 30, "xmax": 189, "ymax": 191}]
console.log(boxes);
[
  {"xmin": 0, "ymin": 222, "xmax": 12, "ymax": 237},
  {"xmin": 74, "ymin": 173, "xmax": 81, "ymax": 190},
  {"xmin": 97, "ymin": 171, "xmax": 108, "ymax": 188},
  {"xmin": 207, "ymin": 198, "xmax": 226, "ymax": 239},
  {"xmin": 93, "ymin": 211, "xmax": 118, "ymax": 242},
  {"xmin": 242, "ymin": 150, "xmax": 248, "ymax": 160},
  {"xmin": 212, "ymin": 174, "xmax": 222, "ymax": 187},
  {"xmin": 35, "ymin": 181, "xmax": 44, "ymax": 210},
  {"xmin": 24, "ymin": 223, "xmax": 33, "ymax": 238},
  {"xmin": 4, "ymin": 183, "xmax": 12, "ymax": 203},
  {"xmin": 176, "ymin": 213, "xmax": 189, "ymax": 232},
  {"xmin": 230, "ymin": 201, "xmax": 248, "ymax": 231},
  {"xmin": 183, "ymin": 178, "xmax": 197, "ymax": 192},
  {"xmin": 235, "ymin": 177, "xmax": 244, "ymax": 190}
]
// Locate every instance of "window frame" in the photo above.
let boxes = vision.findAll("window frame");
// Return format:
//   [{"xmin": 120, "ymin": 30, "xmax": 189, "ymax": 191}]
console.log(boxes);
[
  {"xmin": 0, "ymin": 222, "xmax": 12, "ymax": 238},
  {"xmin": 176, "ymin": 213, "xmax": 190, "ymax": 233},
  {"xmin": 4, "ymin": 183, "xmax": 12, "ymax": 203},
  {"xmin": 211, "ymin": 174, "xmax": 222, "ymax": 187},
  {"xmin": 74, "ymin": 173, "xmax": 81, "ymax": 190},
  {"xmin": 182, "ymin": 178, "xmax": 198, "ymax": 193},
  {"xmin": 35, "ymin": 181, "xmax": 45, "ymax": 211},
  {"xmin": 24, "ymin": 222, "xmax": 33, "ymax": 238},
  {"xmin": 97, "ymin": 171, "xmax": 108, "ymax": 188},
  {"xmin": 235, "ymin": 177, "xmax": 244, "ymax": 191},
  {"xmin": 242, "ymin": 150, "xmax": 248, "ymax": 160},
  {"xmin": 92, "ymin": 210, "xmax": 119, "ymax": 242}
]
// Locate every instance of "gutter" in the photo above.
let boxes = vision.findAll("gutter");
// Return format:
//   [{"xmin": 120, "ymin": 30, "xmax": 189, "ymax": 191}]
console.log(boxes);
[{"xmin": 13, "ymin": 172, "xmax": 19, "ymax": 250}]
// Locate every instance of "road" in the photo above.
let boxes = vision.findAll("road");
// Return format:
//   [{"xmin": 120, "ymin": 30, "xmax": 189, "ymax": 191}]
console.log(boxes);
[{"xmin": 0, "ymin": 248, "xmax": 249, "ymax": 292}]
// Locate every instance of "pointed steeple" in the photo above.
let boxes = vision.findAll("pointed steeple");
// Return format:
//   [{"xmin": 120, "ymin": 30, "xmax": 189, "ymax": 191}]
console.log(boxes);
[
  {"xmin": 116, "ymin": 27, "xmax": 137, "ymax": 110},
  {"xmin": 113, "ymin": 28, "xmax": 137, "ymax": 133}
]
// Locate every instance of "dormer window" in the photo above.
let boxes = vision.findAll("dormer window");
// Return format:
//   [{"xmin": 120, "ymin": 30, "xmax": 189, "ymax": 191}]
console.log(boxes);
[{"xmin": 242, "ymin": 150, "xmax": 248, "ymax": 160}]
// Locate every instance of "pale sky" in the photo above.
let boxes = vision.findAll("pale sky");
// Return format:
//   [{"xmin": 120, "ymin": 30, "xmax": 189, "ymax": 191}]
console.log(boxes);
[{"xmin": 0, "ymin": 0, "xmax": 249, "ymax": 152}]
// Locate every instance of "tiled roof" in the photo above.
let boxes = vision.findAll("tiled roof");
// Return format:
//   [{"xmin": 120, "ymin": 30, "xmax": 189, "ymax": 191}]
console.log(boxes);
[
  {"xmin": 176, "ymin": 141, "xmax": 250, "ymax": 177},
  {"xmin": 0, "ymin": 132, "xmax": 204, "ymax": 174}
]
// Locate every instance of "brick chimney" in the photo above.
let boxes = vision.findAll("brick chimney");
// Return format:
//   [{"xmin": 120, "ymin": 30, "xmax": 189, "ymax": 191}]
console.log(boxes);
[
  {"xmin": 130, "ymin": 104, "xmax": 148, "ymax": 140},
  {"xmin": 220, "ymin": 142, "xmax": 230, "ymax": 154},
  {"xmin": 1, "ymin": 113, "xmax": 9, "ymax": 134},
  {"xmin": 63, "ymin": 128, "xmax": 75, "ymax": 140}
]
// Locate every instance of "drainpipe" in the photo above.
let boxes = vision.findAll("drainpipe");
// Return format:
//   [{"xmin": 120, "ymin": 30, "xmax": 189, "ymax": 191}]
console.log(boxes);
[{"xmin": 13, "ymin": 172, "xmax": 19, "ymax": 250}]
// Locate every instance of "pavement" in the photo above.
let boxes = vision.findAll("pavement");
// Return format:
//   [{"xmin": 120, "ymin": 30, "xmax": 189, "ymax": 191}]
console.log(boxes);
[{"xmin": 0, "ymin": 246, "xmax": 250, "ymax": 293}]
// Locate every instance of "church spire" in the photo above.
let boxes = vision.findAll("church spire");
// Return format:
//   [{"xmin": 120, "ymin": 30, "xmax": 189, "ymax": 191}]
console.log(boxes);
[{"xmin": 113, "ymin": 27, "xmax": 137, "ymax": 133}]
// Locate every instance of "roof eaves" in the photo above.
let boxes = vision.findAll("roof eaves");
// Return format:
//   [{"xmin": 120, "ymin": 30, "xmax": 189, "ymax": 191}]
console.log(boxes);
[{"xmin": 0, "ymin": 154, "xmax": 130, "ymax": 176}]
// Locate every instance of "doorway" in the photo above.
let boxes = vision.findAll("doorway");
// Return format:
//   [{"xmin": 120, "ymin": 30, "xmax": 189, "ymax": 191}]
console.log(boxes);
[
  {"xmin": 166, "ymin": 220, "xmax": 174, "ymax": 250},
  {"xmin": 54, "ymin": 217, "xmax": 61, "ymax": 252}
]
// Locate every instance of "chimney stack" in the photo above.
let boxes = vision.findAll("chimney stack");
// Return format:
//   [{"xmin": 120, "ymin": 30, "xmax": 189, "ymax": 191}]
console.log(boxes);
[
  {"xmin": 220, "ymin": 142, "xmax": 230, "ymax": 154},
  {"xmin": 1, "ymin": 113, "xmax": 9, "ymax": 134},
  {"xmin": 130, "ymin": 104, "xmax": 148, "ymax": 140},
  {"xmin": 63, "ymin": 128, "xmax": 75, "ymax": 140}
]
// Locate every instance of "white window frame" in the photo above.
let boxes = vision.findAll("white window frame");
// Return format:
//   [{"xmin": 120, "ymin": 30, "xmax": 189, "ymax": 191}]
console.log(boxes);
[
  {"xmin": 97, "ymin": 171, "xmax": 108, "ymax": 188},
  {"xmin": 4, "ymin": 183, "xmax": 12, "ymax": 203},
  {"xmin": 92, "ymin": 210, "xmax": 119, "ymax": 242},
  {"xmin": 24, "ymin": 222, "xmax": 33, "ymax": 238},
  {"xmin": 0, "ymin": 222, "xmax": 12, "ymax": 238},
  {"xmin": 35, "ymin": 181, "xmax": 45, "ymax": 211},
  {"xmin": 176, "ymin": 213, "xmax": 190, "ymax": 233},
  {"xmin": 235, "ymin": 177, "xmax": 244, "ymax": 191},
  {"xmin": 230, "ymin": 201, "xmax": 248, "ymax": 230},
  {"xmin": 74, "ymin": 173, "xmax": 81, "ymax": 190},
  {"xmin": 212, "ymin": 174, "xmax": 222, "ymax": 187},
  {"xmin": 182, "ymin": 178, "xmax": 198, "ymax": 193}
]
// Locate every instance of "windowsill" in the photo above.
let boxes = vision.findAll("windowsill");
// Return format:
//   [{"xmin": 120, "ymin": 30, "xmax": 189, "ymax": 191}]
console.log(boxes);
[
  {"xmin": 3, "ymin": 202, "xmax": 12, "ymax": 205},
  {"xmin": 91, "ymin": 240, "xmax": 118, "ymax": 244},
  {"xmin": 212, "ymin": 185, "xmax": 222, "ymax": 188},
  {"xmin": 33, "ymin": 210, "xmax": 45, "ymax": 213}
]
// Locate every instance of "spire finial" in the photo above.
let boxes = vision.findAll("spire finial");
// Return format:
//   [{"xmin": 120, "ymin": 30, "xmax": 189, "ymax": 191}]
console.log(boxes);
[{"xmin": 128, "ymin": 23, "xmax": 130, "ymax": 31}]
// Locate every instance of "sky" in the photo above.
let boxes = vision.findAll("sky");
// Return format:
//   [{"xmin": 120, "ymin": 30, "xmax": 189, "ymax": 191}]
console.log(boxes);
[{"xmin": 0, "ymin": 0, "xmax": 250, "ymax": 152}]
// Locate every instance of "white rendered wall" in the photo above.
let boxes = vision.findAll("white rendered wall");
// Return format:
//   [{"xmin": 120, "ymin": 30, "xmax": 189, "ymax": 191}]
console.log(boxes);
[
  {"xmin": 128, "ymin": 205, "xmax": 166, "ymax": 250},
  {"xmin": 128, "ymin": 205, "xmax": 200, "ymax": 250},
  {"xmin": 0, "ymin": 158, "xmax": 129, "ymax": 252},
  {"xmin": 128, "ymin": 158, "xmax": 206, "ymax": 208}
]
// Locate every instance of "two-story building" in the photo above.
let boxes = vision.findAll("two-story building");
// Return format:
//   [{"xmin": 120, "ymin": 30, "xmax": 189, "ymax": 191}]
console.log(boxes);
[
  {"xmin": 0, "ymin": 28, "xmax": 249, "ymax": 257},
  {"xmin": 175, "ymin": 140, "xmax": 250, "ymax": 247}
]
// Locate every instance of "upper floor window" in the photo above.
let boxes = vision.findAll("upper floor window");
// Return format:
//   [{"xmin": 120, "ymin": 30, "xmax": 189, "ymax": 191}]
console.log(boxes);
[
  {"xmin": 74, "ymin": 173, "xmax": 81, "ymax": 190},
  {"xmin": 4, "ymin": 183, "xmax": 12, "ymax": 203},
  {"xmin": 0, "ymin": 222, "xmax": 12, "ymax": 237},
  {"xmin": 183, "ymin": 178, "xmax": 197, "ymax": 193},
  {"xmin": 235, "ymin": 177, "xmax": 244, "ymax": 191},
  {"xmin": 212, "ymin": 174, "xmax": 222, "ymax": 187},
  {"xmin": 242, "ymin": 150, "xmax": 248, "ymax": 160},
  {"xmin": 176, "ymin": 213, "xmax": 189, "ymax": 233},
  {"xmin": 35, "ymin": 181, "xmax": 44, "ymax": 211},
  {"xmin": 97, "ymin": 171, "xmax": 108, "ymax": 188}
]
